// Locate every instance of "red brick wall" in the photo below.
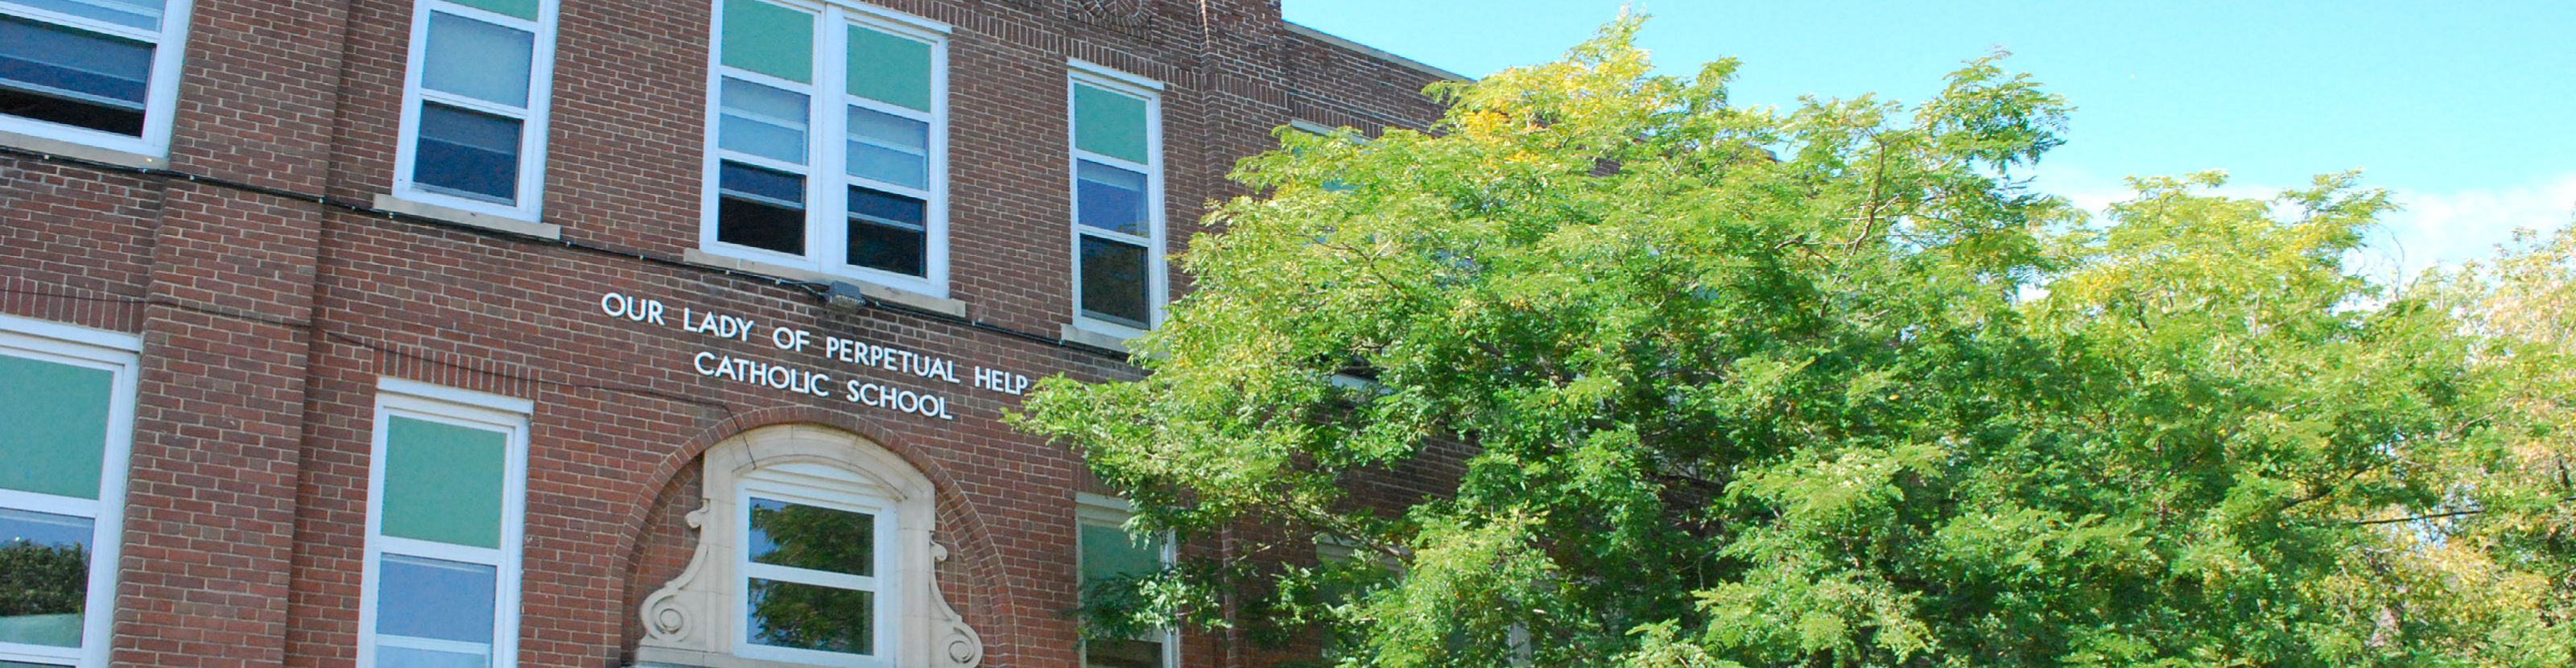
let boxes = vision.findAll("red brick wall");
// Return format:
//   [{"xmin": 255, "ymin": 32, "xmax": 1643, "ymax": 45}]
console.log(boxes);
[{"xmin": 0, "ymin": 1, "xmax": 1465, "ymax": 668}]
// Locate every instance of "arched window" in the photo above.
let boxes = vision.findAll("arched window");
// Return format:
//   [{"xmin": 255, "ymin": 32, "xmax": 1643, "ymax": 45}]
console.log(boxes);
[{"xmin": 638, "ymin": 425, "xmax": 980, "ymax": 668}]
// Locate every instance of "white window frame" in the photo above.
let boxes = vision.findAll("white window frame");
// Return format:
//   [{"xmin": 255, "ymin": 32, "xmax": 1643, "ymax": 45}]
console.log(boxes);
[
  {"xmin": 1073, "ymin": 493, "xmax": 1177, "ymax": 668},
  {"xmin": 386, "ymin": 0, "xmax": 560, "ymax": 220},
  {"xmin": 0, "ymin": 315, "xmax": 138, "ymax": 668},
  {"xmin": 731, "ymin": 467, "xmax": 902, "ymax": 668},
  {"xmin": 698, "ymin": 0, "xmax": 952, "ymax": 298},
  {"xmin": 0, "ymin": 0, "xmax": 193, "ymax": 155},
  {"xmin": 1065, "ymin": 62, "xmax": 1165, "ymax": 339},
  {"xmin": 357, "ymin": 378, "xmax": 532, "ymax": 668}
]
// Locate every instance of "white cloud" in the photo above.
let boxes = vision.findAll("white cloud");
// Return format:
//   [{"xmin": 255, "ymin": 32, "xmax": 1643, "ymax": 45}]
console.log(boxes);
[{"xmin": 2367, "ymin": 173, "xmax": 2576, "ymax": 279}]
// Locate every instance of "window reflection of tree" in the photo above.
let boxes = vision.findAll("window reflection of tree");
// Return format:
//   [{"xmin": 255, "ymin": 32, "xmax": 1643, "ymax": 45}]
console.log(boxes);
[{"xmin": 745, "ymin": 499, "xmax": 877, "ymax": 655}]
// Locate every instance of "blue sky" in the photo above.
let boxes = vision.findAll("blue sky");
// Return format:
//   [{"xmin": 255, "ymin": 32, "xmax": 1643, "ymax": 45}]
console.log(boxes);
[{"xmin": 1282, "ymin": 0, "xmax": 2576, "ymax": 278}]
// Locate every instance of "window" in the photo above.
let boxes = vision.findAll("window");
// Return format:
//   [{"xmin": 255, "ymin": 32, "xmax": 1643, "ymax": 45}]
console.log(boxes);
[
  {"xmin": 703, "ymin": 0, "xmax": 949, "ymax": 296},
  {"xmin": 389, "ymin": 0, "xmax": 558, "ymax": 217},
  {"xmin": 360, "ymin": 379, "xmax": 530, "ymax": 668},
  {"xmin": 0, "ymin": 0, "xmax": 189, "ymax": 154},
  {"xmin": 1075, "ymin": 494, "xmax": 1173, "ymax": 668},
  {"xmin": 734, "ymin": 472, "xmax": 897, "ymax": 667},
  {"xmin": 633, "ymin": 425, "xmax": 982, "ymax": 668},
  {"xmin": 0, "ymin": 315, "xmax": 138, "ymax": 668},
  {"xmin": 1067, "ymin": 64, "xmax": 1162, "ymax": 335}
]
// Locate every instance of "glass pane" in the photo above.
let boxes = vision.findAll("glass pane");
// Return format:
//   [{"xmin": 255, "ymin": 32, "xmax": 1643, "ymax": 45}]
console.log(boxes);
[
  {"xmin": 0, "ymin": 353, "xmax": 114, "ymax": 499},
  {"xmin": 0, "ymin": 14, "xmax": 151, "ymax": 136},
  {"xmin": 1084, "ymin": 638, "xmax": 1165, "ymax": 668},
  {"xmin": 3, "ymin": 661, "xmax": 78, "ymax": 668},
  {"xmin": 717, "ymin": 162, "xmax": 806, "ymax": 255},
  {"xmin": 719, "ymin": 0, "xmax": 811, "ymax": 83},
  {"xmin": 379, "ymin": 414, "xmax": 509, "ymax": 550},
  {"xmin": 844, "ymin": 105, "xmax": 925, "ymax": 189},
  {"xmin": 745, "ymin": 578, "xmax": 872, "ymax": 656},
  {"xmin": 746, "ymin": 497, "xmax": 873, "ymax": 577},
  {"xmin": 378, "ymin": 645, "xmax": 488, "ymax": 668},
  {"xmin": 844, "ymin": 26, "xmax": 928, "ymax": 112},
  {"xmin": 412, "ymin": 103, "xmax": 522, "ymax": 204},
  {"xmin": 719, "ymin": 78, "xmax": 807, "ymax": 164},
  {"xmin": 375, "ymin": 554, "xmax": 497, "ymax": 644},
  {"xmin": 7, "ymin": 0, "xmax": 163, "ymax": 30},
  {"xmin": 0, "ymin": 508, "xmax": 92, "ymax": 649},
  {"xmin": 1075, "ymin": 161, "xmax": 1148, "ymax": 237},
  {"xmin": 1071, "ymin": 83, "xmax": 1148, "ymax": 164},
  {"xmin": 444, "ymin": 0, "xmax": 535, "ymax": 22},
  {"xmin": 846, "ymin": 187, "xmax": 925, "ymax": 277},
  {"xmin": 420, "ymin": 13, "xmax": 533, "ymax": 108},
  {"xmin": 1078, "ymin": 522, "xmax": 1162, "ymax": 587},
  {"xmin": 1079, "ymin": 236, "xmax": 1150, "ymax": 328}
]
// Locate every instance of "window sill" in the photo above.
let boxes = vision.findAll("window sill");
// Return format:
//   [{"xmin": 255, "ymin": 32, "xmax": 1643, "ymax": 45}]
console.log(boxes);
[
  {"xmin": 1058, "ymin": 323, "xmax": 1135, "ymax": 353},
  {"xmin": 373, "ymin": 194, "xmax": 562, "ymax": 240},
  {"xmin": 682, "ymin": 249, "xmax": 968, "ymax": 319},
  {"xmin": 0, "ymin": 128, "xmax": 167, "ymax": 169}
]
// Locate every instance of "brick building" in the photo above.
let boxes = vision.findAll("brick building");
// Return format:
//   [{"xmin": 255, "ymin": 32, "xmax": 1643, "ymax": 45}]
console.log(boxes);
[{"xmin": 0, "ymin": 1, "xmax": 1461, "ymax": 668}]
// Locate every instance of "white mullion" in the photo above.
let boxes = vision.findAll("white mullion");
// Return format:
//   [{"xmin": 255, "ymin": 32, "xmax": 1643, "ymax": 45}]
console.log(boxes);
[
  {"xmin": 1074, "ymin": 149, "xmax": 1150, "ymax": 175},
  {"xmin": 418, "ymin": 89, "xmax": 529, "ymax": 119},
  {"xmin": 377, "ymin": 535, "xmax": 507, "ymax": 566},
  {"xmin": 0, "ymin": 489, "xmax": 102, "ymax": 519},
  {"xmin": 811, "ymin": 6, "xmax": 848, "ymax": 272},
  {"xmin": 741, "ymin": 562, "xmax": 879, "ymax": 592},
  {"xmin": 422, "ymin": 0, "xmax": 530, "ymax": 31}
]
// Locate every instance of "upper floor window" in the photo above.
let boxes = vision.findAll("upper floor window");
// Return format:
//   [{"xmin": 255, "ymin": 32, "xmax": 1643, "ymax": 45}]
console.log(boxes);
[
  {"xmin": 390, "ymin": 0, "xmax": 558, "ymax": 218},
  {"xmin": 0, "ymin": 0, "xmax": 190, "ymax": 155},
  {"xmin": 0, "ymin": 315, "xmax": 139, "ymax": 668},
  {"xmin": 702, "ymin": 0, "xmax": 949, "ymax": 297},
  {"xmin": 1067, "ymin": 64, "xmax": 1162, "ymax": 336},
  {"xmin": 360, "ymin": 379, "xmax": 530, "ymax": 668}
]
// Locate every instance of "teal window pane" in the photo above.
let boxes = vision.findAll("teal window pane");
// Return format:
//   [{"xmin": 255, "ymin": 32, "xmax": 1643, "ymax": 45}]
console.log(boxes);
[
  {"xmin": 844, "ymin": 26, "xmax": 928, "ymax": 112},
  {"xmin": 0, "ymin": 353, "xmax": 113, "ymax": 500},
  {"xmin": 421, "ymin": 12, "xmax": 534, "ymax": 108},
  {"xmin": 721, "ymin": 0, "xmax": 812, "ymax": 84},
  {"xmin": 1079, "ymin": 522, "xmax": 1162, "ymax": 586},
  {"xmin": 380, "ymin": 416, "xmax": 507, "ymax": 549},
  {"xmin": 443, "ymin": 0, "xmax": 537, "ymax": 22},
  {"xmin": 1072, "ymin": 84, "xmax": 1148, "ymax": 164}
]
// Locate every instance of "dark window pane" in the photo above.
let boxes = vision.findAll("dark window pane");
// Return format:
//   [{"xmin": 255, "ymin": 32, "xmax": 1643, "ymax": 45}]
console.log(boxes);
[
  {"xmin": 413, "ymin": 103, "xmax": 522, "ymax": 203},
  {"xmin": 3, "ymin": 660, "xmax": 78, "ymax": 668},
  {"xmin": 846, "ymin": 188, "xmax": 925, "ymax": 277},
  {"xmin": 0, "ymin": 14, "xmax": 151, "ymax": 136},
  {"xmin": 1075, "ymin": 161, "xmax": 1147, "ymax": 237},
  {"xmin": 0, "ymin": 508, "xmax": 90, "ymax": 649},
  {"xmin": 717, "ymin": 162, "xmax": 805, "ymax": 254},
  {"xmin": 1079, "ymin": 235, "xmax": 1149, "ymax": 328},
  {"xmin": 1084, "ymin": 638, "xmax": 1165, "ymax": 668},
  {"xmin": 375, "ymin": 554, "xmax": 497, "ymax": 644},
  {"xmin": 745, "ymin": 578, "xmax": 873, "ymax": 656},
  {"xmin": 747, "ymin": 497, "xmax": 873, "ymax": 576}
]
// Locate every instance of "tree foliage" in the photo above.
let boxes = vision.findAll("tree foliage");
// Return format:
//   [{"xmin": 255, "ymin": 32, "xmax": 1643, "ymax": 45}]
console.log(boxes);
[{"xmin": 1013, "ymin": 19, "xmax": 2576, "ymax": 667}]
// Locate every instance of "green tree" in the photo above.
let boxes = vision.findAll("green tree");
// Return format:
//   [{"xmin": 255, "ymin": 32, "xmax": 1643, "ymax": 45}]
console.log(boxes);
[{"xmin": 1014, "ymin": 19, "xmax": 2574, "ymax": 667}]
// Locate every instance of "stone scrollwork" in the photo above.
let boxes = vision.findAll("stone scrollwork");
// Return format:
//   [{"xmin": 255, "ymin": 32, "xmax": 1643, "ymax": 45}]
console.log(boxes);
[{"xmin": 634, "ymin": 424, "xmax": 982, "ymax": 668}]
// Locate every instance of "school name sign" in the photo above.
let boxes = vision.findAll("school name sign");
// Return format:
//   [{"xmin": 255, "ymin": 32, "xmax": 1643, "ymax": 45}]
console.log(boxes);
[{"xmin": 598, "ymin": 291, "xmax": 1034, "ymax": 421}]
